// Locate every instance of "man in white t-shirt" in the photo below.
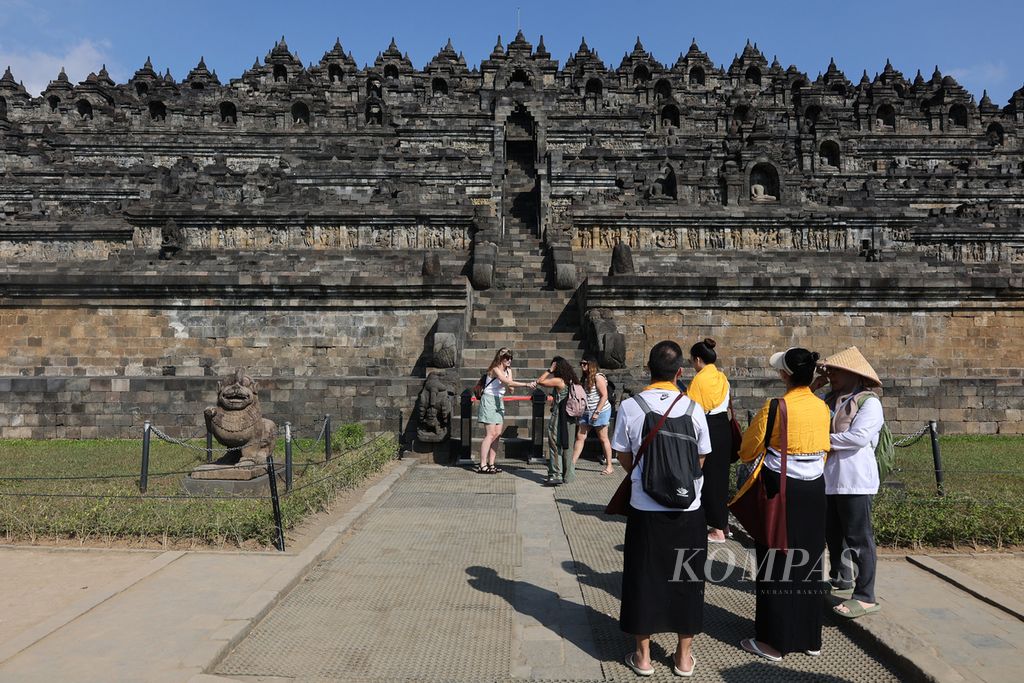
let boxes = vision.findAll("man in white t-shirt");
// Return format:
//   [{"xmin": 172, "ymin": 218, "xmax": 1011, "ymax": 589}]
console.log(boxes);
[
  {"xmin": 610, "ymin": 340, "xmax": 712, "ymax": 678},
  {"xmin": 612, "ymin": 349, "xmax": 713, "ymax": 513}
]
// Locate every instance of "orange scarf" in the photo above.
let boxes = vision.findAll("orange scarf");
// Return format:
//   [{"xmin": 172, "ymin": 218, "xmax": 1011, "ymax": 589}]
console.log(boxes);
[{"xmin": 687, "ymin": 364, "xmax": 729, "ymax": 412}]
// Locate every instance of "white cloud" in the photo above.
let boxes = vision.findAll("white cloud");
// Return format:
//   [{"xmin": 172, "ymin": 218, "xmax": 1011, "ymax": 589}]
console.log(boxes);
[
  {"xmin": 947, "ymin": 62, "xmax": 1010, "ymax": 93},
  {"xmin": 0, "ymin": 39, "xmax": 121, "ymax": 96}
]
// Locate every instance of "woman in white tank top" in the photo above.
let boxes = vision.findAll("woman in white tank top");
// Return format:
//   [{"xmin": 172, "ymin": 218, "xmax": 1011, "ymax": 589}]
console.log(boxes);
[
  {"xmin": 570, "ymin": 352, "xmax": 615, "ymax": 475},
  {"xmin": 476, "ymin": 347, "xmax": 533, "ymax": 474}
]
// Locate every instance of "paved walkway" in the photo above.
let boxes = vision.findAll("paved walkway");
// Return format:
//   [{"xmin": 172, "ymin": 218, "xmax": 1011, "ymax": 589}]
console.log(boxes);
[
  {"xmin": 0, "ymin": 464, "xmax": 410, "ymax": 683},
  {"xmin": 861, "ymin": 558, "xmax": 1024, "ymax": 683},
  {"xmin": 215, "ymin": 462, "xmax": 904, "ymax": 682},
  {"xmin": 3, "ymin": 460, "xmax": 1021, "ymax": 682}
]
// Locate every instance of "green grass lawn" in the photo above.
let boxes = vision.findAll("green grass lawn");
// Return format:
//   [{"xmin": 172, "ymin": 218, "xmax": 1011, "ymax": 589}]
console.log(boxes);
[
  {"xmin": 721, "ymin": 434, "xmax": 1024, "ymax": 548},
  {"xmin": 872, "ymin": 434, "xmax": 1024, "ymax": 548},
  {"xmin": 0, "ymin": 427, "xmax": 395, "ymax": 547}
]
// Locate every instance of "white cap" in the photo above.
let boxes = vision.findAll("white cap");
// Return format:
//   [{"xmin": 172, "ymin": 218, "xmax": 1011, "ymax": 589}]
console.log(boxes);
[{"xmin": 769, "ymin": 348, "xmax": 797, "ymax": 374}]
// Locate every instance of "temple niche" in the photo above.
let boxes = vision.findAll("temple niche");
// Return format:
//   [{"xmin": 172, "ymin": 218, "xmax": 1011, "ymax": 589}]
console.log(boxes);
[
  {"xmin": 819, "ymin": 141, "xmax": 841, "ymax": 170},
  {"xmin": 750, "ymin": 163, "xmax": 780, "ymax": 202}
]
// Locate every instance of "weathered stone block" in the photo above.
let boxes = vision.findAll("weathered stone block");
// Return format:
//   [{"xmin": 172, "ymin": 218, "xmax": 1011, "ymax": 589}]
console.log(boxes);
[{"xmin": 471, "ymin": 241, "xmax": 497, "ymax": 290}]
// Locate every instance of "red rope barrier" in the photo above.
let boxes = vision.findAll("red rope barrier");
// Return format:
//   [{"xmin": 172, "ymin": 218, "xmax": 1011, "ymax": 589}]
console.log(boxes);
[{"xmin": 470, "ymin": 395, "xmax": 552, "ymax": 403}]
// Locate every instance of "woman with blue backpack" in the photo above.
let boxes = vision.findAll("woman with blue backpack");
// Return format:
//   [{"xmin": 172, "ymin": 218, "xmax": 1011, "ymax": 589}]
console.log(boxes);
[{"xmin": 534, "ymin": 356, "xmax": 580, "ymax": 486}]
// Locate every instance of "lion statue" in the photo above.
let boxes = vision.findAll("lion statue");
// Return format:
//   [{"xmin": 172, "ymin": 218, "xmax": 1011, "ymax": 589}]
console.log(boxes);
[{"xmin": 203, "ymin": 368, "xmax": 277, "ymax": 467}]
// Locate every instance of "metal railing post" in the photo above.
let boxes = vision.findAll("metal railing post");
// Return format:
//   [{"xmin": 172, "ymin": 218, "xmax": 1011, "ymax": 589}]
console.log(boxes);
[
  {"xmin": 266, "ymin": 451, "xmax": 285, "ymax": 552},
  {"xmin": 205, "ymin": 430, "xmax": 213, "ymax": 464},
  {"xmin": 397, "ymin": 409, "xmax": 404, "ymax": 460},
  {"xmin": 460, "ymin": 389, "xmax": 473, "ymax": 463},
  {"xmin": 928, "ymin": 420, "xmax": 945, "ymax": 496},
  {"xmin": 324, "ymin": 415, "xmax": 332, "ymax": 461},
  {"xmin": 139, "ymin": 421, "xmax": 151, "ymax": 493},
  {"xmin": 284, "ymin": 421, "xmax": 293, "ymax": 493},
  {"xmin": 530, "ymin": 388, "xmax": 546, "ymax": 464}
]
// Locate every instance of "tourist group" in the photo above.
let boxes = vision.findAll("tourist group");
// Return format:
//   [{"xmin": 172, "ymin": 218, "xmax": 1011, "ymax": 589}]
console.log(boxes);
[{"xmin": 474, "ymin": 340, "xmax": 885, "ymax": 677}]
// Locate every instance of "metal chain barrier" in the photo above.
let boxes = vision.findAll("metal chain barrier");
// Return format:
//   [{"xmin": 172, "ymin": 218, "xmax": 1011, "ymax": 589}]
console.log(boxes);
[
  {"xmin": 282, "ymin": 434, "xmax": 390, "ymax": 495},
  {"xmin": 291, "ymin": 417, "xmax": 329, "ymax": 453},
  {"xmin": 149, "ymin": 425, "xmax": 237, "ymax": 454},
  {"xmin": 893, "ymin": 424, "xmax": 930, "ymax": 448}
]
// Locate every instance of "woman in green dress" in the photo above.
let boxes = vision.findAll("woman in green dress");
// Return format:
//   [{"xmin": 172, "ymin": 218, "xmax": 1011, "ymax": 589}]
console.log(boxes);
[
  {"xmin": 477, "ymin": 347, "xmax": 532, "ymax": 473},
  {"xmin": 534, "ymin": 356, "xmax": 578, "ymax": 486}
]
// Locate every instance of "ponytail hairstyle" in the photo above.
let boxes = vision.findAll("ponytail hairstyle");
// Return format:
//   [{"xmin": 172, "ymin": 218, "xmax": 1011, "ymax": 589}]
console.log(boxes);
[
  {"xmin": 580, "ymin": 351, "xmax": 599, "ymax": 390},
  {"xmin": 487, "ymin": 347, "xmax": 513, "ymax": 373},
  {"xmin": 550, "ymin": 356, "xmax": 579, "ymax": 386},
  {"xmin": 784, "ymin": 348, "xmax": 821, "ymax": 386},
  {"xmin": 690, "ymin": 337, "xmax": 718, "ymax": 365}
]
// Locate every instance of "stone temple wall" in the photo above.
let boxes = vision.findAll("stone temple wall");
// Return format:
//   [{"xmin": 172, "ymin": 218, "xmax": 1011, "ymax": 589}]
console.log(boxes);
[
  {"xmin": 2, "ymin": 32, "xmax": 1024, "ymax": 437},
  {"xmin": 0, "ymin": 306, "xmax": 448, "ymax": 378},
  {"xmin": 0, "ymin": 376, "xmax": 420, "ymax": 440}
]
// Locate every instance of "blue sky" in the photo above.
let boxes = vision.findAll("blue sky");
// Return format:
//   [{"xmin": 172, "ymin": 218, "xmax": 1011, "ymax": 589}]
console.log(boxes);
[{"xmin": 1, "ymin": 0, "xmax": 1021, "ymax": 103}]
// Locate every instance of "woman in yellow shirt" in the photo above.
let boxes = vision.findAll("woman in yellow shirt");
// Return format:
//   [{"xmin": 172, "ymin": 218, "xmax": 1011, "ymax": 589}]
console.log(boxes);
[
  {"xmin": 736, "ymin": 347, "xmax": 831, "ymax": 662},
  {"xmin": 686, "ymin": 338, "xmax": 733, "ymax": 543}
]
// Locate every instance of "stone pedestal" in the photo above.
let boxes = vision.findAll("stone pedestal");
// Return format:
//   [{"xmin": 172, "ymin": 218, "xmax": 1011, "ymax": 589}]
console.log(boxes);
[{"xmin": 183, "ymin": 463, "xmax": 284, "ymax": 495}]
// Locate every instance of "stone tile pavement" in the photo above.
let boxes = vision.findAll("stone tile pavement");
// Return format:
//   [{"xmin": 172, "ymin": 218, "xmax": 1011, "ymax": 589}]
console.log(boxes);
[
  {"xmin": 0, "ymin": 547, "xmax": 161, "ymax": 646},
  {"xmin": 214, "ymin": 462, "xmax": 905, "ymax": 682},
  {"xmin": 855, "ymin": 558, "xmax": 1024, "ymax": 683}
]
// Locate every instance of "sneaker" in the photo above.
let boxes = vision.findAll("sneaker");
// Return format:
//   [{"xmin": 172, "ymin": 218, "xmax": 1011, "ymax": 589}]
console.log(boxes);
[{"xmin": 544, "ymin": 477, "xmax": 563, "ymax": 487}]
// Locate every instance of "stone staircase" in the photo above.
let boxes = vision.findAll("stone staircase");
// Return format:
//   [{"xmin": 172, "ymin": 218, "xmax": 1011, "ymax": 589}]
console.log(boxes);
[{"xmin": 456, "ymin": 172, "xmax": 585, "ymax": 460}]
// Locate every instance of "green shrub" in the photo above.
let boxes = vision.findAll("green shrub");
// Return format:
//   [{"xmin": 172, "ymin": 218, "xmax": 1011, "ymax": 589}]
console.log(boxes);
[
  {"xmin": 331, "ymin": 422, "xmax": 366, "ymax": 453},
  {"xmin": 873, "ymin": 489, "xmax": 1024, "ymax": 548}
]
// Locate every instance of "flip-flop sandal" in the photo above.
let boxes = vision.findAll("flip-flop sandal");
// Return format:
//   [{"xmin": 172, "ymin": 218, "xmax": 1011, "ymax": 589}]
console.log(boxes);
[
  {"xmin": 834, "ymin": 599, "xmax": 881, "ymax": 618},
  {"xmin": 600, "ymin": 469, "xmax": 614, "ymax": 475},
  {"xmin": 624, "ymin": 652, "xmax": 654, "ymax": 676},
  {"xmin": 741, "ymin": 638, "xmax": 782, "ymax": 662},
  {"xmin": 672, "ymin": 652, "xmax": 697, "ymax": 677}
]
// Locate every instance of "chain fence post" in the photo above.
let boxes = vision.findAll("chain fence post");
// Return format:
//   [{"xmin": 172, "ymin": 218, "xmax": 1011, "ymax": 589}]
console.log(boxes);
[
  {"xmin": 284, "ymin": 421, "xmax": 293, "ymax": 493},
  {"xmin": 397, "ymin": 409, "xmax": 405, "ymax": 460},
  {"xmin": 530, "ymin": 388, "xmax": 546, "ymax": 464},
  {"xmin": 205, "ymin": 430, "xmax": 213, "ymax": 464},
  {"xmin": 928, "ymin": 420, "xmax": 945, "ymax": 496},
  {"xmin": 139, "ymin": 421, "xmax": 151, "ymax": 494},
  {"xmin": 266, "ymin": 451, "xmax": 285, "ymax": 551},
  {"xmin": 460, "ymin": 389, "xmax": 472, "ymax": 463},
  {"xmin": 324, "ymin": 415, "xmax": 332, "ymax": 461}
]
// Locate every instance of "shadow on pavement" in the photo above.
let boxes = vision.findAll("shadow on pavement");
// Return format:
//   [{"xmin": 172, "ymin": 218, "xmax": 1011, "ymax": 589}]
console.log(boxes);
[{"xmin": 466, "ymin": 565, "xmax": 610, "ymax": 662}]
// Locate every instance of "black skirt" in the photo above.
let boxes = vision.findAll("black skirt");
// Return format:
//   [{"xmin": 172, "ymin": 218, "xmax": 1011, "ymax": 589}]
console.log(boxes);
[
  {"xmin": 620, "ymin": 506, "xmax": 706, "ymax": 636},
  {"xmin": 754, "ymin": 469, "xmax": 828, "ymax": 654},
  {"xmin": 701, "ymin": 412, "xmax": 733, "ymax": 530}
]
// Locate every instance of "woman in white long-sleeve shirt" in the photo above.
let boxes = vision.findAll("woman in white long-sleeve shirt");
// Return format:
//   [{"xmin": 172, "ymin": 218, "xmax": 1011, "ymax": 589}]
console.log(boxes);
[{"xmin": 817, "ymin": 347, "xmax": 884, "ymax": 619}]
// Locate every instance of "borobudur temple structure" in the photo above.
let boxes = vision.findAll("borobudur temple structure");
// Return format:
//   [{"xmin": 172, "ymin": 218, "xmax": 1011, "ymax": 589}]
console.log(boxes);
[{"xmin": 1, "ymin": 33, "xmax": 1023, "ymax": 441}]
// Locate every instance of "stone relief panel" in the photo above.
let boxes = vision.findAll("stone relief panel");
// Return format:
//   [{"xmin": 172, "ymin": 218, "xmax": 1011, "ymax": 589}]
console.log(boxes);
[
  {"xmin": 571, "ymin": 225, "xmax": 851, "ymax": 252},
  {"xmin": 148, "ymin": 223, "xmax": 473, "ymax": 251}
]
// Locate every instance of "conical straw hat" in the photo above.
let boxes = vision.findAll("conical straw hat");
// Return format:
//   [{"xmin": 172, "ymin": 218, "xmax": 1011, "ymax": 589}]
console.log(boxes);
[{"xmin": 820, "ymin": 346, "xmax": 882, "ymax": 387}]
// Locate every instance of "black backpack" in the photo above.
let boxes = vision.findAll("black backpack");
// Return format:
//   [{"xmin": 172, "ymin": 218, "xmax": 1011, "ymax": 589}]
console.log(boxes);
[
  {"xmin": 633, "ymin": 394, "xmax": 701, "ymax": 509},
  {"xmin": 472, "ymin": 373, "xmax": 495, "ymax": 400}
]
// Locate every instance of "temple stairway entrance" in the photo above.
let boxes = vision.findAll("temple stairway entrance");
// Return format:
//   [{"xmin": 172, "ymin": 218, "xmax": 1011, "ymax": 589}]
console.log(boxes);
[{"xmin": 456, "ymin": 114, "xmax": 582, "ymax": 461}]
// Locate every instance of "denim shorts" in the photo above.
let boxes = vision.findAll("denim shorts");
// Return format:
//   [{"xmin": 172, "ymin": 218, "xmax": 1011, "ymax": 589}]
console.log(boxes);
[{"xmin": 578, "ymin": 405, "xmax": 611, "ymax": 427}]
